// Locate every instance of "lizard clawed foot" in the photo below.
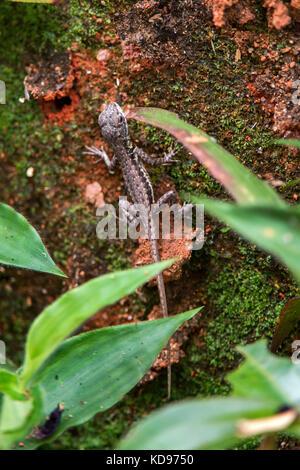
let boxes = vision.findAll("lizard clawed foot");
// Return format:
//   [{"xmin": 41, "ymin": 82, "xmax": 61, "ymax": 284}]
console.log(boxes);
[
  {"xmin": 83, "ymin": 145, "xmax": 105, "ymax": 163},
  {"xmin": 163, "ymin": 147, "xmax": 180, "ymax": 164},
  {"xmin": 83, "ymin": 145, "xmax": 115, "ymax": 173}
]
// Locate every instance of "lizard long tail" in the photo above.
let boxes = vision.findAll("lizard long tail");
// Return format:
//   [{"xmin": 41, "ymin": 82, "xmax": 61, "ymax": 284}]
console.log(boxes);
[{"xmin": 150, "ymin": 237, "xmax": 171, "ymax": 400}]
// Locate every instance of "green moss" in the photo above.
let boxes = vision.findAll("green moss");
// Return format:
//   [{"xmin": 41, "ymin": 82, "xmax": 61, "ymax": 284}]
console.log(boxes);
[
  {"xmin": 179, "ymin": 241, "xmax": 298, "ymax": 401},
  {"xmin": 0, "ymin": 2, "xmax": 63, "ymax": 62},
  {"xmin": 0, "ymin": 0, "xmax": 122, "ymax": 57},
  {"xmin": 105, "ymin": 243, "xmax": 130, "ymax": 271}
]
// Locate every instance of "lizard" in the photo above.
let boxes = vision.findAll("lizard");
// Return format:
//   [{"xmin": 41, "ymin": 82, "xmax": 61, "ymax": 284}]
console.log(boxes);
[{"xmin": 84, "ymin": 102, "xmax": 178, "ymax": 399}]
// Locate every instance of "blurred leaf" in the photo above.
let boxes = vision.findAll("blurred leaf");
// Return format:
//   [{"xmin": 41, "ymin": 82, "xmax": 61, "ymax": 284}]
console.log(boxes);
[
  {"xmin": 0, "ymin": 370, "xmax": 26, "ymax": 401},
  {"xmin": 0, "ymin": 385, "xmax": 44, "ymax": 450},
  {"xmin": 275, "ymin": 139, "xmax": 300, "ymax": 148},
  {"xmin": 128, "ymin": 107, "xmax": 284, "ymax": 207},
  {"xmin": 0, "ymin": 203, "xmax": 65, "ymax": 277},
  {"xmin": 118, "ymin": 398, "xmax": 273, "ymax": 450},
  {"xmin": 20, "ymin": 260, "xmax": 174, "ymax": 387},
  {"xmin": 192, "ymin": 199, "xmax": 300, "ymax": 285},
  {"xmin": 271, "ymin": 297, "xmax": 300, "ymax": 352},
  {"xmin": 229, "ymin": 341, "xmax": 300, "ymax": 409},
  {"xmin": 118, "ymin": 341, "xmax": 300, "ymax": 450},
  {"xmin": 19, "ymin": 308, "xmax": 201, "ymax": 449}
]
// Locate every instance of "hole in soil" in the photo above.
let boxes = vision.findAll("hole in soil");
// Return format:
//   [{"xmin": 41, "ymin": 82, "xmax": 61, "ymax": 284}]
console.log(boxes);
[
  {"xmin": 41, "ymin": 88, "xmax": 80, "ymax": 123},
  {"xmin": 52, "ymin": 95, "xmax": 72, "ymax": 112}
]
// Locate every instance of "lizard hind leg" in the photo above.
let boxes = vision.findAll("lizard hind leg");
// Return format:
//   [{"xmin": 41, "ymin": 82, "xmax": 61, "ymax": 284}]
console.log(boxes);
[
  {"xmin": 135, "ymin": 147, "xmax": 180, "ymax": 166},
  {"xmin": 119, "ymin": 199, "xmax": 149, "ymax": 241},
  {"xmin": 156, "ymin": 190, "xmax": 177, "ymax": 206},
  {"xmin": 119, "ymin": 199, "xmax": 137, "ymax": 224}
]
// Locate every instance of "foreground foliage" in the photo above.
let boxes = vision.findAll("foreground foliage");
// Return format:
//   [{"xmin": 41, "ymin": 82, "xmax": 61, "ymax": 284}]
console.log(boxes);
[
  {"xmin": 119, "ymin": 341, "xmax": 300, "ymax": 449},
  {"xmin": 0, "ymin": 258, "xmax": 200, "ymax": 449}
]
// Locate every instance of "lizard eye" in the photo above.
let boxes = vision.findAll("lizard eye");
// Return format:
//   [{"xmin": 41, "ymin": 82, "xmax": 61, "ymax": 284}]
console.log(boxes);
[{"xmin": 119, "ymin": 115, "xmax": 125, "ymax": 123}]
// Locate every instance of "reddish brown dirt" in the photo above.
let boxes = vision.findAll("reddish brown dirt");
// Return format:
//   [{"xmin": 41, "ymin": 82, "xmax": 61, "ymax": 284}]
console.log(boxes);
[
  {"xmin": 117, "ymin": 0, "xmax": 299, "ymax": 137},
  {"xmin": 24, "ymin": 2, "xmax": 300, "ymax": 138},
  {"xmin": 264, "ymin": 0, "xmax": 292, "ymax": 30},
  {"xmin": 245, "ymin": 35, "xmax": 299, "ymax": 137},
  {"xmin": 208, "ymin": 0, "xmax": 255, "ymax": 27},
  {"xmin": 24, "ymin": 51, "xmax": 80, "ymax": 125},
  {"xmin": 132, "ymin": 236, "xmax": 192, "ymax": 283},
  {"xmin": 208, "ymin": 0, "xmax": 298, "ymax": 29}
]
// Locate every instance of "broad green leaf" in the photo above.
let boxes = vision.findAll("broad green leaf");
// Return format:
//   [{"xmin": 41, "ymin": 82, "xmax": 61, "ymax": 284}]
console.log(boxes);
[
  {"xmin": 275, "ymin": 139, "xmax": 300, "ymax": 148},
  {"xmin": 0, "ymin": 385, "xmax": 44, "ymax": 450},
  {"xmin": 118, "ymin": 340, "xmax": 300, "ymax": 450},
  {"xmin": 271, "ymin": 297, "xmax": 300, "ymax": 352},
  {"xmin": 18, "ymin": 308, "xmax": 201, "ymax": 449},
  {"xmin": 20, "ymin": 260, "xmax": 175, "ymax": 387},
  {"xmin": 0, "ymin": 203, "xmax": 65, "ymax": 277},
  {"xmin": 0, "ymin": 370, "xmax": 26, "ymax": 401},
  {"xmin": 118, "ymin": 398, "xmax": 274, "ymax": 450},
  {"xmin": 193, "ymin": 199, "xmax": 300, "ymax": 285},
  {"xmin": 128, "ymin": 108, "xmax": 284, "ymax": 207},
  {"xmin": 229, "ymin": 341, "xmax": 300, "ymax": 410}
]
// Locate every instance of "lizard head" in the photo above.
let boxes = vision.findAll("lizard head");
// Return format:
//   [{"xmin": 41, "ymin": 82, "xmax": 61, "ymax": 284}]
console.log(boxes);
[{"xmin": 98, "ymin": 102, "xmax": 129, "ymax": 146}]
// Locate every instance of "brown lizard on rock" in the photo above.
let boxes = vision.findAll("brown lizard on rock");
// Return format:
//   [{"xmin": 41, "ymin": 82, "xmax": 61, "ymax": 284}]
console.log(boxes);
[{"xmin": 84, "ymin": 102, "xmax": 179, "ymax": 398}]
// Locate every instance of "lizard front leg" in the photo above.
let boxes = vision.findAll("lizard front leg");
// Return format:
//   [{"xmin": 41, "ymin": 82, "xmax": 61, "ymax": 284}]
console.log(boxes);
[
  {"xmin": 134, "ymin": 147, "xmax": 179, "ymax": 166},
  {"xmin": 83, "ymin": 145, "xmax": 118, "ymax": 172}
]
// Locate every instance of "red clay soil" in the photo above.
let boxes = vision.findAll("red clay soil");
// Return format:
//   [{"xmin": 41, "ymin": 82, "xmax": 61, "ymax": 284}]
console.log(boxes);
[
  {"xmin": 117, "ymin": 0, "xmax": 299, "ymax": 137},
  {"xmin": 209, "ymin": 0, "xmax": 297, "ymax": 29},
  {"xmin": 24, "ymin": 51, "xmax": 80, "ymax": 125}
]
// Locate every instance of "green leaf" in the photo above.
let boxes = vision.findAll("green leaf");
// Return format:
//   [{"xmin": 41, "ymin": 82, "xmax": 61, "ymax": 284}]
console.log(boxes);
[
  {"xmin": 275, "ymin": 139, "xmax": 300, "ymax": 148},
  {"xmin": 118, "ymin": 340, "xmax": 300, "ymax": 450},
  {"xmin": 192, "ymin": 199, "xmax": 300, "ymax": 285},
  {"xmin": 229, "ymin": 341, "xmax": 300, "ymax": 408},
  {"xmin": 0, "ymin": 370, "xmax": 26, "ymax": 401},
  {"xmin": 20, "ymin": 260, "xmax": 175, "ymax": 387},
  {"xmin": 128, "ymin": 107, "xmax": 284, "ymax": 207},
  {"xmin": 18, "ymin": 308, "xmax": 201, "ymax": 449},
  {"xmin": 271, "ymin": 297, "xmax": 300, "ymax": 352},
  {"xmin": 0, "ymin": 385, "xmax": 44, "ymax": 450},
  {"xmin": 0, "ymin": 203, "xmax": 65, "ymax": 277},
  {"xmin": 118, "ymin": 398, "xmax": 275, "ymax": 450}
]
